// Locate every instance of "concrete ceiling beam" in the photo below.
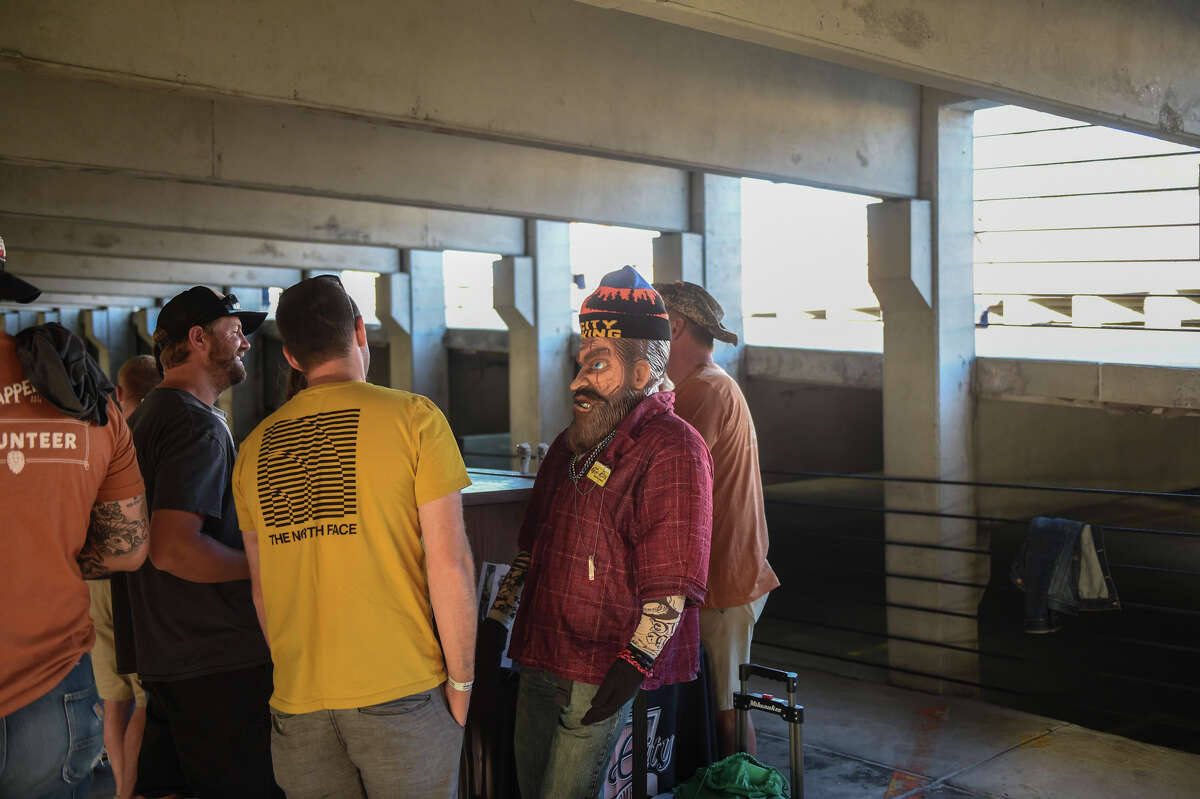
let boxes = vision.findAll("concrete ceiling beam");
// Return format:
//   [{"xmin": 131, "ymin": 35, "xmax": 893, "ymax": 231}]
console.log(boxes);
[
  {"xmin": 15, "ymin": 292, "xmax": 157, "ymax": 309},
  {"xmin": 0, "ymin": 215, "xmax": 400, "ymax": 274},
  {"xmin": 578, "ymin": 0, "xmax": 1200, "ymax": 146},
  {"xmin": 0, "ymin": 71, "xmax": 690, "ymax": 231},
  {"xmin": 0, "ymin": 164, "xmax": 525, "ymax": 255},
  {"xmin": 0, "ymin": 0, "xmax": 920, "ymax": 197},
  {"xmin": 10, "ymin": 275, "xmax": 193, "ymax": 300},
  {"xmin": 5, "ymin": 251, "xmax": 303, "ymax": 290}
]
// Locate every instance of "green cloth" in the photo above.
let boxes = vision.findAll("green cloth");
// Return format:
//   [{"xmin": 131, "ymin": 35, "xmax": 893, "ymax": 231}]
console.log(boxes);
[{"xmin": 673, "ymin": 752, "xmax": 789, "ymax": 799}]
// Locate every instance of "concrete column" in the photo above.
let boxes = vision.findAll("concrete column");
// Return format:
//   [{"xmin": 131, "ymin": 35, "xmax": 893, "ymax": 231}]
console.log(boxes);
[
  {"xmin": 80, "ymin": 309, "xmax": 111, "ymax": 377},
  {"xmin": 376, "ymin": 251, "xmax": 449, "ymax": 411},
  {"xmin": 15, "ymin": 311, "xmax": 37, "ymax": 331},
  {"xmin": 656, "ymin": 174, "xmax": 744, "ymax": 376},
  {"xmin": 81, "ymin": 308, "xmax": 134, "ymax": 380},
  {"xmin": 690, "ymin": 173, "xmax": 744, "ymax": 376},
  {"xmin": 57, "ymin": 309, "xmax": 82, "ymax": 339},
  {"xmin": 652, "ymin": 232, "xmax": 703, "ymax": 285},
  {"xmin": 494, "ymin": 220, "xmax": 573, "ymax": 459},
  {"xmin": 132, "ymin": 308, "xmax": 159, "ymax": 350},
  {"xmin": 107, "ymin": 309, "xmax": 134, "ymax": 383},
  {"xmin": 867, "ymin": 90, "xmax": 984, "ymax": 695}
]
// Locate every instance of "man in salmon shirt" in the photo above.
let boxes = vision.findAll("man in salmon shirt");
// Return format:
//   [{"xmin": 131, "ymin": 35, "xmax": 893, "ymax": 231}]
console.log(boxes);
[
  {"xmin": 0, "ymin": 236, "xmax": 150, "ymax": 798},
  {"xmin": 655, "ymin": 280, "xmax": 780, "ymax": 758}
]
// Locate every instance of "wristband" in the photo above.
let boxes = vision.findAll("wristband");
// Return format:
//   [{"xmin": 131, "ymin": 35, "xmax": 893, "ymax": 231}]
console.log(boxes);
[
  {"xmin": 617, "ymin": 647, "xmax": 652, "ymax": 678},
  {"xmin": 447, "ymin": 677, "xmax": 474, "ymax": 692}
]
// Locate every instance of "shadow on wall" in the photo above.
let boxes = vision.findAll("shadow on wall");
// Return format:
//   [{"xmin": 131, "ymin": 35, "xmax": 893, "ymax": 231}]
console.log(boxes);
[
  {"xmin": 743, "ymin": 378, "xmax": 884, "ymax": 481},
  {"xmin": 975, "ymin": 399, "xmax": 1200, "ymax": 518},
  {"xmin": 448, "ymin": 349, "xmax": 510, "ymax": 438}
]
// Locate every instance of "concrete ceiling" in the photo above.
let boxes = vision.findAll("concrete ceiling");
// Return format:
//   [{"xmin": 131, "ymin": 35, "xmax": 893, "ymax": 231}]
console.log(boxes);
[
  {"xmin": 578, "ymin": 0, "xmax": 1200, "ymax": 146},
  {"xmin": 0, "ymin": 0, "xmax": 921, "ymax": 197}
]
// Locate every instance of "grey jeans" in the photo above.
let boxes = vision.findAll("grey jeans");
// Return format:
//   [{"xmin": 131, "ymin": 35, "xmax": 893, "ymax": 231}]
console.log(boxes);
[
  {"xmin": 269, "ymin": 687, "xmax": 464, "ymax": 798},
  {"xmin": 514, "ymin": 668, "xmax": 632, "ymax": 799}
]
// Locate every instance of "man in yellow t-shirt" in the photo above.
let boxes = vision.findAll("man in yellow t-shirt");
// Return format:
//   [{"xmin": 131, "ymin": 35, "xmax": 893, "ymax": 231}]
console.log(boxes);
[{"xmin": 233, "ymin": 276, "xmax": 476, "ymax": 798}]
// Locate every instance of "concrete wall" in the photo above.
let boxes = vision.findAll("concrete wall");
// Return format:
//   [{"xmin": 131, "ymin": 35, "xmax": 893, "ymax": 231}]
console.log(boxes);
[
  {"xmin": 744, "ymin": 377, "xmax": 884, "ymax": 480},
  {"xmin": 975, "ymin": 399, "xmax": 1200, "ymax": 519},
  {"xmin": 223, "ymin": 336, "xmax": 1200, "ymax": 513},
  {"xmin": 238, "ymin": 338, "xmax": 1200, "ymax": 511},
  {"xmin": 743, "ymin": 371, "xmax": 1200, "ymax": 523},
  {"xmin": 447, "ymin": 350, "xmax": 511, "ymax": 439}
]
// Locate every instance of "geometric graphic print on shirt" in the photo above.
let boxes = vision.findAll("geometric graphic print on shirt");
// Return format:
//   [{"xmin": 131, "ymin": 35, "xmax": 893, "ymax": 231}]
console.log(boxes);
[{"xmin": 257, "ymin": 409, "xmax": 359, "ymax": 527}]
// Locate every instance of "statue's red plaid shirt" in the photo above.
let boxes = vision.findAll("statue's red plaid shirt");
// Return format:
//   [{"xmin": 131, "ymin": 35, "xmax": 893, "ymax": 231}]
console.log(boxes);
[{"xmin": 508, "ymin": 391, "xmax": 713, "ymax": 690}]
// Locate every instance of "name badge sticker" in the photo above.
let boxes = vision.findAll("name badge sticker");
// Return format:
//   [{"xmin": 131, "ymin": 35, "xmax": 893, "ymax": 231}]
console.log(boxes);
[{"xmin": 587, "ymin": 461, "xmax": 611, "ymax": 487}]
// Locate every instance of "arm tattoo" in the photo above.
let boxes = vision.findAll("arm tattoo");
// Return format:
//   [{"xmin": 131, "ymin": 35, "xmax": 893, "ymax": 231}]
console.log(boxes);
[
  {"xmin": 78, "ymin": 496, "xmax": 149, "ymax": 579},
  {"xmin": 629, "ymin": 595, "xmax": 685, "ymax": 660},
  {"xmin": 486, "ymin": 550, "xmax": 531, "ymax": 629}
]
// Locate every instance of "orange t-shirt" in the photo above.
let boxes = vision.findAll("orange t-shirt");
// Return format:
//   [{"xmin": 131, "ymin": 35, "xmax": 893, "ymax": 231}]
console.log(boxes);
[
  {"xmin": 672, "ymin": 364, "xmax": 779, "ymax": 609},
  {"xmin": 0, "ymin": 334, "xmax": 144, "ymax": 717}
]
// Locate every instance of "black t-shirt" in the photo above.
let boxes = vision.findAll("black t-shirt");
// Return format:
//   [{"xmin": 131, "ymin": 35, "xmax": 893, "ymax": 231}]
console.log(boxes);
[{"xmin": 118, "ymin": 388, "xmax": 269, "ymax": 681}]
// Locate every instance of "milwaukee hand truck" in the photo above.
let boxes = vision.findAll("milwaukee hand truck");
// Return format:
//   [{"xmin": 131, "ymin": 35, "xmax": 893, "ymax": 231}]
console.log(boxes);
[{"xmin": 732, "ymin": 663, "xmax": 805, "ymax": 799}]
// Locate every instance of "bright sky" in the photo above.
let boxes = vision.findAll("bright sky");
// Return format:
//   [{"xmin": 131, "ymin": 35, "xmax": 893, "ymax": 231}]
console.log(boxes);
[{"xmin": 740, "ymin": 178, "xmax": 879, "ymax": 321}]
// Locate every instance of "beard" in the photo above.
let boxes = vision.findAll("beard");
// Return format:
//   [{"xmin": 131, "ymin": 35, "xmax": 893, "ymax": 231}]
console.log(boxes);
[
  {"xmin": 566, "ymin": 382, "xmax": 643, "ymax": 454},
  {"xmin": 207, "ymin": 348, "xmax": 247, "ymax": 390}
]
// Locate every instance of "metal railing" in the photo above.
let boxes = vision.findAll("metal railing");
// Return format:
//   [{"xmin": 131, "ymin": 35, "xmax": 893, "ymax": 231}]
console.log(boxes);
[{"xmin": 758, "ymin": 469, "xmax": 1200, "ymax": 743}]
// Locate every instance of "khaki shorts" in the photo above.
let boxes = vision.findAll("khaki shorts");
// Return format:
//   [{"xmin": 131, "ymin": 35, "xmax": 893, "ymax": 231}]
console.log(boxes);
[
  {"xmin": 699, "ymin": 593, "xmax": 769, "ymax": 712},
  {"xmin": 88, "ymin": 580, "xmax": 146, "ymax": 705}
]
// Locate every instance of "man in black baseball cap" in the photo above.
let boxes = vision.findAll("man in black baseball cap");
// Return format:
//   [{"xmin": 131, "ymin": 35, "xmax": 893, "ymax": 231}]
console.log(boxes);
[
  {"xmin": 153, "ymin": 286, "xmax": 266, "ymax": 373},
  {"xmin": 116, "ymin": 285, "xmax": 281, "ymax": 798},
  {"xmin": 0, "ymin": 234, "xmax": 43, "ymax": 304}
]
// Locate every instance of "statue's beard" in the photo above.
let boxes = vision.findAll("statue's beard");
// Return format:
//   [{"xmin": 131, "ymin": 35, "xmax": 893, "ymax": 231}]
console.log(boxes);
[{"xmin": 567, "ymin": 384, "xmax": 643, "ymax": 454}]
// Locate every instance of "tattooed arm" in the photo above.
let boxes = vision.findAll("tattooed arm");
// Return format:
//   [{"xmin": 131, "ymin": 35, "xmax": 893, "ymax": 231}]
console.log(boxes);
[
  {"xmin": 629, "ymin": 595, "xmax": 686, "ymax": 662},
  {"xmin": 78, "ymin": 494, "xmax": 150, "ymax": 579},
  {"xmin": 486, "ymin": 549, "xmax": 531, "ymax": 629},
  {"xmin": 580, "ymin": 595, "xmax": 687, "ymax": 725}
]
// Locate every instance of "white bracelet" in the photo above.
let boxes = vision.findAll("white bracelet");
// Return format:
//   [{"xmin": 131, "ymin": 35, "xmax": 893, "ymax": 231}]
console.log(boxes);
[{"xmin": 447, "ymin": 677, "xmax": 474, "ymax": 692}]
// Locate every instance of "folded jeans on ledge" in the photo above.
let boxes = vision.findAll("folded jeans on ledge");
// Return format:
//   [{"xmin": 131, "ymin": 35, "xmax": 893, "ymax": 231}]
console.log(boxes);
[{"xmin": 1010, "ymin": 516, "xmax": 1121, "ymax": 634}]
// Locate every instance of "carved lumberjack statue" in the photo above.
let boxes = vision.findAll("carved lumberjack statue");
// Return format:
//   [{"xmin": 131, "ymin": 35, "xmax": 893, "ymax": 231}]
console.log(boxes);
[{"xmin": 474, "ymin": 265, "xmax": 713, "ymax": 799}]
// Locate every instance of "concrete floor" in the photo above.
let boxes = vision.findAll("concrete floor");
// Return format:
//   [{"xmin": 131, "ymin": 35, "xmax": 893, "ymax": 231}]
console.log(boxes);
[
  {"xmin": 747, "ymin": 648, "xmax": 1200, "ymax": 799},
  {"xmin": 84, "ymin": 651, "xmax": 1200, "ymax": 799}
]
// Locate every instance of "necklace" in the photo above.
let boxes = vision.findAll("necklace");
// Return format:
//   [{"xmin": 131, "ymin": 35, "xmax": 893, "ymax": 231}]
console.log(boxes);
[
  {"xmin": 567, "ymin": 428, "xmax": 617, "ymax": 483},
  {"xmin": 567, "ymin": 429, "xmax": 616, "ymax": 582},
  {"xmin": 571, "ymin": 486, "xmax": 606, "ymax": 582}
]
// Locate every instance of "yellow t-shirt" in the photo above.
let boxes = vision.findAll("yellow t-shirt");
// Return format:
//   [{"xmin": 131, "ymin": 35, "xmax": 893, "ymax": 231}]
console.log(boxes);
[{"xmin": 233, "ymin": 380, "xmax": 470, "ymax": 713}]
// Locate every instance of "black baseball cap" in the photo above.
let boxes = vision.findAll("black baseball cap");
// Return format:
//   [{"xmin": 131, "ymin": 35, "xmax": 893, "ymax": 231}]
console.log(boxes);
[
  {"xmin": 155, "ymin": 286, "xmax": 267, "ymax": 341},
  {"xmin": 0, "ymin": 235, "xmax": 42, "ymax": 304}
]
